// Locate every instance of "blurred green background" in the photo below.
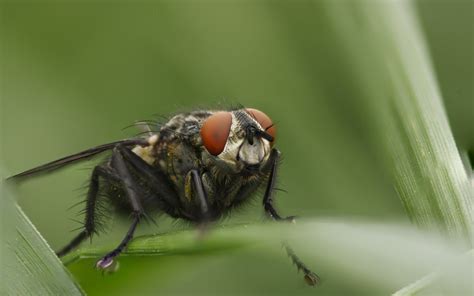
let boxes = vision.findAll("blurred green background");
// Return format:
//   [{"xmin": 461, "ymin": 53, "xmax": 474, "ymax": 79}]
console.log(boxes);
[{"xmin": 1, "ymin": 1, "xmax": 472, "ymax": 295}]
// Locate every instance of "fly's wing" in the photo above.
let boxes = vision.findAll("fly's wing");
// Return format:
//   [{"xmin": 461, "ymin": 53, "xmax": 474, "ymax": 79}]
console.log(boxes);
[{"xmin": 7, "ymin": 139, "xmax": 145, "ymax": 180}]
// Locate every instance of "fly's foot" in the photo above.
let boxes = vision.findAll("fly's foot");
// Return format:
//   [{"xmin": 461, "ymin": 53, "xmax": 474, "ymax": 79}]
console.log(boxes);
[
  {"xmin": 196, "ymin": 222, "xmax": 211, "ymax": 240},
  {"xmin": 282, "ymin": 216, "xmax": 297, "ymax": 223},
  {"xmin": 96, "ymin": 256, "xmax": 114, "ymax": 269},
  {"xmin": 304, "ymin": 271, "xmax": 320, "ymax": 286},
  {"xmin": 96, "ymin": 255, "xmax": 120, "ymax": 273}
]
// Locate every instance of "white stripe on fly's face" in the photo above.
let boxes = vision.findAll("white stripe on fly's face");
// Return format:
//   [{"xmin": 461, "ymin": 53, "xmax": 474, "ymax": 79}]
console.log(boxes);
[{"xmin": 217, "ymin": 111, "xmax": 271, "ymax": 168}]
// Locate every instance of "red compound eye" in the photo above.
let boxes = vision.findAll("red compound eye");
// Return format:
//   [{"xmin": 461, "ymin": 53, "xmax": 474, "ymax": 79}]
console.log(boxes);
[
  {"xmin": 245, "ymin": 108, "xmax": 276, "ymax": 144},
  {"xmin": 200, "ymin": 112, "xmax": 232, "ymax": 156}
]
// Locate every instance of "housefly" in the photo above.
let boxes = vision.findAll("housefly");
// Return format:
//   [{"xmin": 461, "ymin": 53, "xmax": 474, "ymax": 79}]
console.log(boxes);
[{"xmin": 8, "ymin": 107, "xmax": 319, "ymax": 286}]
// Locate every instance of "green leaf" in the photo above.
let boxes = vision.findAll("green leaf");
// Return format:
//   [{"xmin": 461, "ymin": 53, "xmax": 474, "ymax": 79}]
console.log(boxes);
[
  {"xmin": 0, "ymin": 183, "xmax": 83, "ymax": 295},
  {"xmin": 392, "ymin": 273, "xmax": 438, "ymax": 296},
  {"xmin": 392, "ymin": 249, "xmax": 474, "ymax": 296},
  {"xmin": 322, "ymin": 0, "xmax": 472, "ymax": 242},
  {"xmin": 61, "ymin": 225, "xmax": 251, "ymax": 266},
  {"xmin": 63, "ymin": 221, "xmax": 472, "ymax": 295}
]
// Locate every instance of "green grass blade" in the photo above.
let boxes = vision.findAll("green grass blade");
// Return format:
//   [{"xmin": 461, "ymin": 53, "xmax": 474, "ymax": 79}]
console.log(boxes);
[
  {"xmin": 63, "ymin": 221, "xmax": 472, "ymax": 295},
  {"xmin": 1, "ymin": 183, "xmax": 83, "ymax": 295},
  {"xmin": 323, "ymin": 0, "xmax": 472, "ymax": 242},
  {"xmin": 61, "ymin": 226, "xmax": 251, "ymax": 266},
  {"xmin": 392, "ymin": 249, "xmax": 474, "ymax": 296},
  {"xmin": 392, "ymin": 273, "xmax": 437, "ymax": 296}
]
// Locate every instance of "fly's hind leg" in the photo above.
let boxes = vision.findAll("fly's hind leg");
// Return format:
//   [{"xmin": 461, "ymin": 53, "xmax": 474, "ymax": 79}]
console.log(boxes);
[
  {"xmin": 95, "ymin": 146, "xmax": 145, "ymax": 269},
  {"xmin": 95, "ymin": 143, "xmax": 183, "ymax": 269},
  {"xmin": 57, "ymin": 165, "xmax": 114, "ymax": 257},
  {"xmin": 283, "ymin": 243, "xmax": 320, "ymax": 286}
]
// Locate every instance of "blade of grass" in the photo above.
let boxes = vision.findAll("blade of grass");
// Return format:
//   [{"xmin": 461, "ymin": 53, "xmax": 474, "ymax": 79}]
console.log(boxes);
[
  {"xmin": 392, "ymin": 249, "xmax": 474, "ymax": 296},
  {"xmin": 322, "ymin": 0, "xmax": 472, "ymax": 243},
  {"xmin": 392, "ymin": 273, "xmax": 438, "ymax": 296},
  {"xmin": 1, "ymin": 182, "xmax": 83, "ymax": 295},
  {"xmin": 61, "ymin": 225, "xmax": 252, "ymax": 266},
  {"xmin": 321, "ymin": 1, "xmax": 473, "ymax": 293},
  {"xmin": 63, "ymin": 220, "xmax": 472, "ymax": 295}
]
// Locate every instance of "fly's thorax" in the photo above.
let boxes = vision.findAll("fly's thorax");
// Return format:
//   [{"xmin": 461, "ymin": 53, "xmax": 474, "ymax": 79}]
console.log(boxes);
[
  {"xmin": 154, "ymin": 136, "xmax": 202, "ymax": 184},
  {"xmin": 162, "ymin": 111, "xmax": 212, "ymax": 137}
]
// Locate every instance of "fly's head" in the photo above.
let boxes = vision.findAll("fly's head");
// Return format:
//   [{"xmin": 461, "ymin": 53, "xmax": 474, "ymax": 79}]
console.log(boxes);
[{"xmin": 200, "ymin": 108, "xmax": 276, "ymax": 174}]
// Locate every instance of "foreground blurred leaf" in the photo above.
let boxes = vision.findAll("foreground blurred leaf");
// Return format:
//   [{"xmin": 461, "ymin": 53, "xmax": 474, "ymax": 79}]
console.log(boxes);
[
  {"xmin": 0, "ymin": 182, "xmax": 83, "ymax": 295},
  {"xmin": 64, "ymin": 221, "xmax": 472, "ymax": 296},
  {"xmin": 392, "ymin": 249, "xmax": 474, "ymax": 296},
  {"xmin": 61, "ymin": 225, "xmax": 251, "ymax": 266},
  {"xmin": 392, "ymin": 273, "xmax": 438, "ymax": 296}
]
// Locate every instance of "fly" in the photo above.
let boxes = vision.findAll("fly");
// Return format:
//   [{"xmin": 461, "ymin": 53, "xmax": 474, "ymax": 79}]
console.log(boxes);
[{"xmin": 8, "ymin": 107, "xmax": 319, "ymax": 286}]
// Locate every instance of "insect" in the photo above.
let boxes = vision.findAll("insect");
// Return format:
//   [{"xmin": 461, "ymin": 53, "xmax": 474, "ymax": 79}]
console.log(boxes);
[{"xmin": 9, "ymin": 107, "xmax": 319, "ymax": 285}]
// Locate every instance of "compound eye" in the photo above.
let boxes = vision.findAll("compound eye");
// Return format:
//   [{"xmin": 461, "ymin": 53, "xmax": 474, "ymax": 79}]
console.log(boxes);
[
  {"xmin": 245, "ymin": 108, "xmax": 276, "ymax": 143},
  {"xmin": 200, "ymin": 112, "xmax": 232, "ymax": 156}
]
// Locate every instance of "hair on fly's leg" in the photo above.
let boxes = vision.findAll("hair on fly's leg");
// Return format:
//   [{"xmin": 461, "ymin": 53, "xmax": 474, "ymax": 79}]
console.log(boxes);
[
  {"xmin": 56, "ymin": 165, "xmax": 113, "ymax": 257},
  {"xmin": 284, "ymin": 243, "xmax": 320, "ymax": 286},
  {"xmin": 95, "ymin": 146, "xmax": 146, "ymax": 270},
  {"xmin": 95, "ymin": 143, "xmax": 183, "ymax": 270}
]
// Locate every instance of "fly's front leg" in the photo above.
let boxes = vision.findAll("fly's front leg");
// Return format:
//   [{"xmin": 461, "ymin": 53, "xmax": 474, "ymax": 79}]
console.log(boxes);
[
  {"xmin": 263, "ymin": 149, "xmax": 295, "ymax": 222},
  {"xmin": 263, "ymin": 148, "xmax": 320, "ymax": 286},
  {"xmin": 284, "ymin": 243, "xmax": 320, "ymax": 286}
]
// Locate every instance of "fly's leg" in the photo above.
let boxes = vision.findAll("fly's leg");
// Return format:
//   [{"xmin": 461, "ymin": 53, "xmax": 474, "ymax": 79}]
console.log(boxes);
[
  {"xmin": 95, "ymin": 214, "xmax": 140, "ymax": 269},
  {"xmin": 190, "ymin": 169, "xmax": 210, "ymax": 221},
  {"xmin": 95, "ymin": 143, "xmax": 183, "ymax": 269},
  {"xmin": 96, "ymin": 147, "xmax": 145, "ymax": 269},
  {"xmin": 57, "ymin": 166, "xmax": 113, "ymax": 257},
  {"xmin": 263, "ymin": 149, "xmax": 295, "ymax": 222},
  {"xmin": 184, "ymin": 169, "xmax": 211, "ymax": 234},
  {"xmin": 284, "ymin": 243, "xmax": 320, "ymax": 286},
  {"xmin": 115, "ymin": 145, "xmax": 180, "ymax": 210},
  {"xmin": 189, "ymin": 169, "xmax": 212, "ymax": 237},
  {"xmin": 263, "ymin": 148, "xmax": 320, "ymax": 286}
]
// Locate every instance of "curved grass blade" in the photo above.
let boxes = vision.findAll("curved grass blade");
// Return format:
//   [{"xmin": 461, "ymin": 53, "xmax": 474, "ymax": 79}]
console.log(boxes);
[
  {"xmin": 322, "ymin": 0, "xmax": 472, "ymax": 243},
  {"xmin": 1, "ymin": 182, "xmax": 83, "ymax": 295},
  {"xmin": 63, "ymin": 221, "xmax": 472, "ymax": 295}
]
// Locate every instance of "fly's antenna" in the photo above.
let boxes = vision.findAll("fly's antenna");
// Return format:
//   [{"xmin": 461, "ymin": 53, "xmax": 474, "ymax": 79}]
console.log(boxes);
[
  {"xmin": 255, "ymin": 129, "xmax": 274, "ymax": 142},
  {"xmin": 246, "ymin": 108, "xmax": 275, "ymax": 135},
  {"xmin": 265, "ymin": 123, "xmax": 275, "ymax": 131}
]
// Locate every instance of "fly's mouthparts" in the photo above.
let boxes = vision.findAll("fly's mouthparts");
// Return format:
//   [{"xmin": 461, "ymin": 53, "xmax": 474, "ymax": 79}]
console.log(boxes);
[{"xmin": 245, "ymin": 164, "xmax": 260, "ymax": 172}]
